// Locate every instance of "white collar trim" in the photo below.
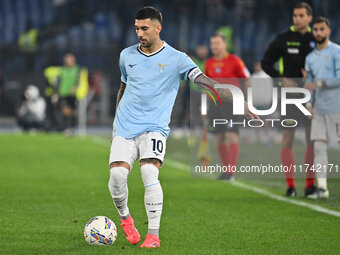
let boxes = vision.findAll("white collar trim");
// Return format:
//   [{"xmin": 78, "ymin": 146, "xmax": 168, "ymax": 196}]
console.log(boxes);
[{"xmin": 138, "ymin": 41, "xmax": 166, "ymax": 56}]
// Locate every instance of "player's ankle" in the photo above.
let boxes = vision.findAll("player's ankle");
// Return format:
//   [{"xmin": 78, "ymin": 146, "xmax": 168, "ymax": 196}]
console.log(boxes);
[
  {"xmin": 147, "ymin": 229, "xmax": 159, "ymax": 236},
  {"xmin": 120, "ymin": 214, "xmax": 130, "ymax": 220}
]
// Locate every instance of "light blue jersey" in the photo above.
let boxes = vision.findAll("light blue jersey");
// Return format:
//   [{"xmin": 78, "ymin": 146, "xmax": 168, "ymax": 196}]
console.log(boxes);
[
  {"xmin": 113, "ymin": 42, "xmax": 197, "ymax": 138},
  {"xmin": 305, "ymin": 41, "xmax": 340, "ymax": 115}
]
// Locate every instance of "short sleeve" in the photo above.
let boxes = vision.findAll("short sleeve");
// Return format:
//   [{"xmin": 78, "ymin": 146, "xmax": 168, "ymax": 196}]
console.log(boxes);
[
  {"xmin": 334, "ymin": 47, "xmax": 340, "ymax": 74},
  {"xmin": 235, "ymin": 58, "xmax": 250, "ymax": 78},
  {"xmin": 305, "ymin": 54, "xmax": 313, "ymax": 81},
  {"xmin": 119, "ymin": 51, "xmax": 127, "ymax": 83},
  {"xmin": 178, "ymin": 53, "xmax": 197, "ymax": 80}
]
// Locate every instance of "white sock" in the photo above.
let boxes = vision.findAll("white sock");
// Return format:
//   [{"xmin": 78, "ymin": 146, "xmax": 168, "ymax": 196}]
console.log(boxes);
[
  {"xmin": 141, "ymin": 164, "xmax": 163, "ymax": 233},
  {"xmin": 108, "ymin": 166, "xmax": 129, "ymax": 218},
  {"xmin": 314, "ymin": 141, "xmax": 328, "ymax": 190}
]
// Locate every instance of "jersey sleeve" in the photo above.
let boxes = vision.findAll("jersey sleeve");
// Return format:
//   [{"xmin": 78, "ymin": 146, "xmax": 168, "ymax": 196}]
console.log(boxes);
[
  {"xmin": 261, "ymin": 36, "xmax": 282, "ymax": 78},
  {"xmin": 235, "ymin": 58, "xmax": 250, "ymax": 78},
  {"xmin": 119, "ymin": 51, "xmax": 127, "ymax": 84},
  {"xmin": 304, "ymin": 53, "xmax": 314, "ymax": 82},
  {"xmin": 178, "ymin": 53, "xmax": 198, "ymax": 80},
  {"xmin": 326, "ymin": 46, "xmax": 340, "ymax": 88}
]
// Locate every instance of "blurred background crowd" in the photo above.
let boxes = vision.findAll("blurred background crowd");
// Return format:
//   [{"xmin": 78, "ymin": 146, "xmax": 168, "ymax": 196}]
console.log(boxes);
[{"xmin": 0, "ymin": 0, "xmax": 339, "ymax": 138}]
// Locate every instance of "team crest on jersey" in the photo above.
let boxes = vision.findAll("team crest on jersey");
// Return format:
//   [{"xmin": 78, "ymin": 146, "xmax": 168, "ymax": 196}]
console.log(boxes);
[
  {"xmin": 157, "ymin": 63, "xmax": 168, "ymax": 73},
  {"xmin": 310, "ymin": 41, "xmax": 316, "ymax": 48}
]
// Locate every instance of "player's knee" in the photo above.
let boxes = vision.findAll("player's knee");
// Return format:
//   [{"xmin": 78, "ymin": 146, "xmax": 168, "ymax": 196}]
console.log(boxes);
[
  {"xmin": 108, "ymin": 166, "xmax": 129, "ymax": 191},
  {"xmin": 140, "ymin": 163, "xmax": 159, "ymax": 187}
]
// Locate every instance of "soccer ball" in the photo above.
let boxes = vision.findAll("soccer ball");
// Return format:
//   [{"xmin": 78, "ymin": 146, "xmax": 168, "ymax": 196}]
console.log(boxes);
[{"xmin": 84, "ymin": 216, "xmax": 117, "ymax": 245}]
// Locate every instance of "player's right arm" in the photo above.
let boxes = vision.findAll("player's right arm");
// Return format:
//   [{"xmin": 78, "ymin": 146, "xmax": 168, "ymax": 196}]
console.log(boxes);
[
  {"xmin": 115, "ymin": 50, "xmax": 128, "ymax": 116},
  {"xmin": 115, "ymin": 82, "xmax": 126, "ymax": 112},
  {"xmin": 111, "ymin": 50, "xmax": 128, "ymax": 142},
  {"xmin": 261, "ymin": 36, "xmax": 282, "ymax": 78}
]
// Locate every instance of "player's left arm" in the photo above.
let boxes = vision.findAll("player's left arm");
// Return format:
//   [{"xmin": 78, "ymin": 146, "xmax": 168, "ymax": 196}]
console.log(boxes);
[
  {"xmin": 191, "ymin": 72, "xmax": 259, "ymax": 120},
  {"xmin": 180, "ymin": 53, "xmax": 258, "ymax": 119}
]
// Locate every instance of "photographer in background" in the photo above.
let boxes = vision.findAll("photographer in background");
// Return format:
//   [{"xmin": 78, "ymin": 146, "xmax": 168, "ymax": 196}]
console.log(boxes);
[{"xmin": 17, "ymin": 85, "xmax": 46, "ymax": 131}]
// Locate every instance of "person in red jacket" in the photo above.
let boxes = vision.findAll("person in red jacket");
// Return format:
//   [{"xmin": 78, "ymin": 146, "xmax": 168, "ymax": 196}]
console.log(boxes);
[{"xmin": 205, "ymin": 32, "xmax": 250, "ymax": 180}]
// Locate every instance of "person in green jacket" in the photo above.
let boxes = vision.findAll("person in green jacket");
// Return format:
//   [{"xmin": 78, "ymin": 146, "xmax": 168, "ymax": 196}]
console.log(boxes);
[{"xmin": 56, "ymin": 53, "xmax": 80, "ymax": 132}]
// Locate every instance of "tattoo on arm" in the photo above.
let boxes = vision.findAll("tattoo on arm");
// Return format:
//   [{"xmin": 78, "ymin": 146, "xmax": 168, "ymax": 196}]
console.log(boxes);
[
  {"xmin": 194, "ymin": 74, "xmax": 233, "ymax": 102},
  {"xmin": 115, "ymin": 82, "xmax": 126, "ymax": 112}
]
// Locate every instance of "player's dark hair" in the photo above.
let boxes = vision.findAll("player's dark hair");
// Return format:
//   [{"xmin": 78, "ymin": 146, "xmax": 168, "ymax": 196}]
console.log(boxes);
[
  {"xmin": 314, "ymin": 16, "xmax": 331, "ymax": 27},
  {"xmin": 135, "ymin": 6, "xmax": 162, "ymax": 24},
  {"xmin": 210, "ymin": 32, "xmax": 226, "ymax": 42},
  {"xmin": 294, "ymin": 2, "xmax": 313, "ymax": 16}
]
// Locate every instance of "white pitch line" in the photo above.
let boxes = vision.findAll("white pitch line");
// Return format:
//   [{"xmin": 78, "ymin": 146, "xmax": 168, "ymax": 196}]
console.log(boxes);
[
  {"xmin": 165, "ymin": 158, "xmax": 189, "ymax": 171},
  {"xmin": 164, "ymin": 159, "xmax": 340, "ymax": 218},
  {"xmin": 230, "ymin": 181, "xmax": 340, "ymax": 217},
  {"xmin": 91, "ymin": 136, "xmax": 340, "ymax": 218}
]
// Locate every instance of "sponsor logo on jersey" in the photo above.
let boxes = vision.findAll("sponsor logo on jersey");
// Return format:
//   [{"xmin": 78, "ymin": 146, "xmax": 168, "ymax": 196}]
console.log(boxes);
[
  {"xmin": 287, "ymin": 48, "xmax": 299, "ymax": 54},
  {"xmin": 215, "ymin": 67, "xmax": 221, "ymax": 74}
]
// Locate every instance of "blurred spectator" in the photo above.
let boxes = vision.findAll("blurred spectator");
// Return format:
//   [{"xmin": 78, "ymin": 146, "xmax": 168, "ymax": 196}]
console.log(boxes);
[
  {"xmin": 193, "ymin": 45, "xmax": 208, "ymax": 71},
  {"xmin": 17, "ymin": 85, "xmax": 46, "ymax": 131},
  {"xmin": 235, "ymin": 0, "xmax": 256, "ymax": 21},
  {"xmin": 217, "ymin": 23, "xmax": 234, "ymax": 52},
  {"xmin": 44, "ymin": 65, "xmax": 61, "ymax": 131},
  {"xmin": 54, "ymin": 53, "xmax": 80, "ymax": 133},
  {"xmin": 17, "ymin": 21, "xmax": 39, "ymax": 72}
]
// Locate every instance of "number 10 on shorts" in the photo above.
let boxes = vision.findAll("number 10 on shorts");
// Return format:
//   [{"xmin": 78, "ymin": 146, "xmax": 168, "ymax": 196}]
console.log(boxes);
[{"xmin": 151, "ymin": 139, "xmax": 163, "ymax": 154}]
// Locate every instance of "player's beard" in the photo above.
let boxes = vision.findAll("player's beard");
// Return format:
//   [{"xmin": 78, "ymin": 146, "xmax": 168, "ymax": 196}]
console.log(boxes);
[
  {"xmin": 142, "ymin": 42, "xmax": 152, "ymax": 48},
  {"xmin": 316, "ymin": 36, "xmax": 327, "ymax": 45},
  {"xmin": 139, "ymin": 38, "xmax": 152, "ymax": 48}
]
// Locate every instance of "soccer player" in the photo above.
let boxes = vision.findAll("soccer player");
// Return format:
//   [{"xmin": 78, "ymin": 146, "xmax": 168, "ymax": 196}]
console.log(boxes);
[
  {"xmin": 108, "ymin": 6, "xmax": 257, "ymax": 248},
  {"xmin": 205, "ymin": 32, "xmax": 250, "ymax": 180},
  {"xmin": 304, "ymin": 17, "xmax": 340, "ymax": 199},
  {"xmin": 261, "ymin": 2, "xmax": 315, "ymax": 197}
]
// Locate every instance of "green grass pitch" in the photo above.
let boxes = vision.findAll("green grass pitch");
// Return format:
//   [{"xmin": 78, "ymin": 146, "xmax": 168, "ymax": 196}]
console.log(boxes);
[{"xmin": 0, "ymin": 134, "xmax": 339, "ymax": 254}]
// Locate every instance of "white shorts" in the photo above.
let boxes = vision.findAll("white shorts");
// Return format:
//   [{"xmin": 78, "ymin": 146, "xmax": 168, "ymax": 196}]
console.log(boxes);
[
  {"xmin": 311, "ymin": 114, "xmax": 340, "ymax": 143},
  {"xmin": 109, "ymin": 131, "xmax": 167, "ymax": 169}
]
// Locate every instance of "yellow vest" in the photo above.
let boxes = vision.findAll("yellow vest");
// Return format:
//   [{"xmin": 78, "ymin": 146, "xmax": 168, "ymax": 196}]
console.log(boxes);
[
  {"xmin": 44, "ymin": 66, "xmax": 61, "ymax": 97},
  {"xmin": 76, "ymin": 68, "xmax": 89, "ymax": 100},
  {"xmin": 18, "ymin": 29, "xmax": 38, "ymax": 52}
]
